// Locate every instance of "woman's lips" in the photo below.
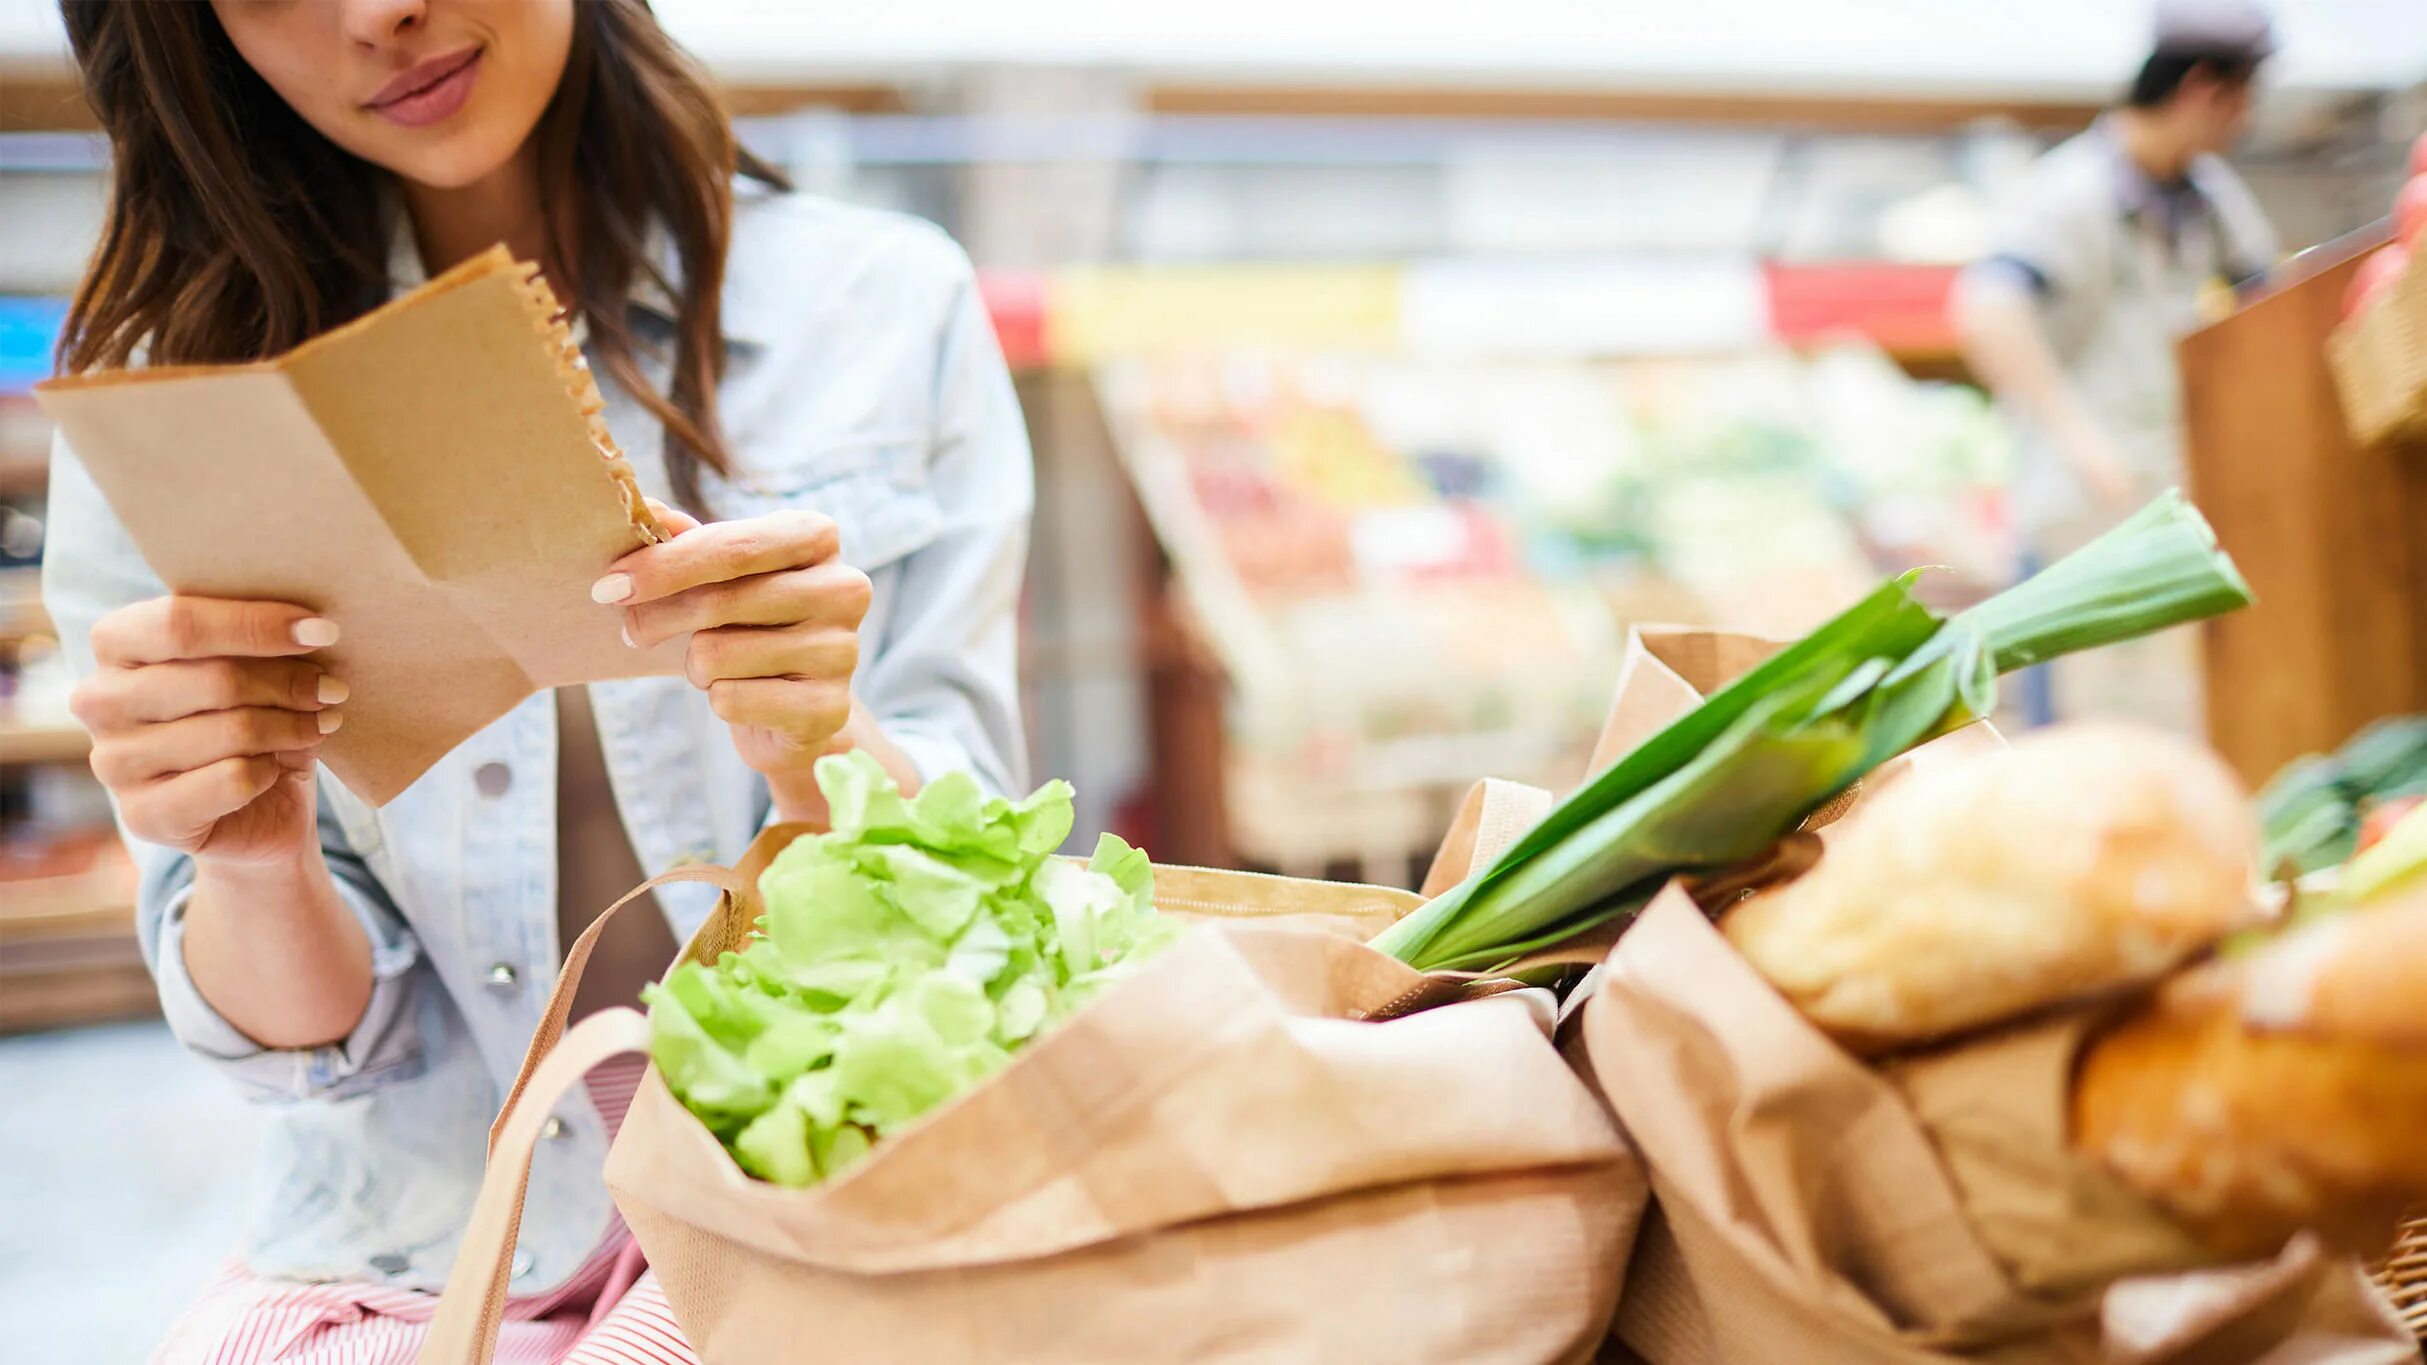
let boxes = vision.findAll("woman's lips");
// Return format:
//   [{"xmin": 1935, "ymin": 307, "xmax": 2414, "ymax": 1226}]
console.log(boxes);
[{"xmin": 366, "ymin": 47, "xmax": 483, "ymax": 128}]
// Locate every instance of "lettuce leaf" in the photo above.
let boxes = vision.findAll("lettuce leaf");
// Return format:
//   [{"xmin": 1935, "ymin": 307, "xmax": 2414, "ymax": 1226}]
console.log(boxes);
[{"xmin": 646, "ymin": 752, "xmax": 1169, "ymax": 1186}]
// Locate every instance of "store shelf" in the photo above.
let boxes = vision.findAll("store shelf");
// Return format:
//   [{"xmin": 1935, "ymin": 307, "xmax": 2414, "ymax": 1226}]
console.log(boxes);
[
  {"xmin": 0, "ymin": 565, "xmax": 46, "ymax": 640},
  {"xmin": 0, "ymin": 964, "xmax": 157, "ymax": 1034},
  {"xmin": 987, "ymin": 260, "xmax": 1974, "ymax": 372},
  {"xmin": 0, "ymin": 384, "xmax": 57, "ymax": 483},
  {"xmin": 1, "ymin": 878, "xmax": 133, "ymax": 934},
  {"xmin": 1, "ymin": 828, "xmax": 132, "ymax": 914},
  {"xmin": 0, "ymin": 454, "xmax": 44, "ymax": 497},
  {"xmin": 0, "ymin": 837, "xmax": 151, "ymax": 1033},
  {"xmin": 0, "ymin": 721, "xmax": 89, "ymax": 766},
  {"xmin": 1764, "ymin": 261, "xmax": 1959, "ymax": 354}
]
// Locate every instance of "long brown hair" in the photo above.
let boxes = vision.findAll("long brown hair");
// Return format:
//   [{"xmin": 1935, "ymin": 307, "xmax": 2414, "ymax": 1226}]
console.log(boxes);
[{"xmin": 55, "ymin": 0, "xmax": 786, "ymax": 511}]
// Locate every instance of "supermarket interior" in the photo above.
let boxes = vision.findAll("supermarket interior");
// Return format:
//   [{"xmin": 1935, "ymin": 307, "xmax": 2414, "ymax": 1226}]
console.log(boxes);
[{"xmin": 1, "ymin": 1, "xmax": 2424, "ymax": 1361}]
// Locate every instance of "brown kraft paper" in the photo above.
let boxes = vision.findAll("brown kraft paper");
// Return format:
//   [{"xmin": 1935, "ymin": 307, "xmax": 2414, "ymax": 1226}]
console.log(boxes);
[
  {"xmin": 1576, "ymin": 888, "xmax": 2415, "ymax": 1364},
  {"xmin": 1560, "ymin": 622, "xmax": 2416, "ymax": 1364},
  {"xmin": 35, "ymin": 248, "xmax": 677, "ymax": 806},
  {"xmin": 423, "ymin": 803, "xmax": 1650, "ymax": 1365}
]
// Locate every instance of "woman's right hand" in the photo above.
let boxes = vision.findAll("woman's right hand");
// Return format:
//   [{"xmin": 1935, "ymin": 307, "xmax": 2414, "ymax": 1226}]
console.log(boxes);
[{"xmin": 72, "ymin": 596, "xmax": 348, "ymax": 866}]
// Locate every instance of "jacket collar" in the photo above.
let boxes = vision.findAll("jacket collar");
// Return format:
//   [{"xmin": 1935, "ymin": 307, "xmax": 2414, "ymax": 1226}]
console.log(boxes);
[{"xmin": 2088, "ymin": 113, "xmax": 2218, "ymax": 243}]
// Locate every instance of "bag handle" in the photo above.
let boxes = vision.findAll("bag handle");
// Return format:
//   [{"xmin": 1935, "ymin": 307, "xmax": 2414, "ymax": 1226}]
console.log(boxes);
[
  {"xmin": 490, "ymin": 863, "xmax": 741, "ymax": 1155},
  {"xmin": 418, "ymin": 1008, "xmax": 652, "ymax": 1365},
  {"xmin": 422, "ymin": 859, "xmax": 745, "ymax": 1365},
  {"xmin": 1419, "ymin": 777, "xmax": 1553, "ymax": 899}
]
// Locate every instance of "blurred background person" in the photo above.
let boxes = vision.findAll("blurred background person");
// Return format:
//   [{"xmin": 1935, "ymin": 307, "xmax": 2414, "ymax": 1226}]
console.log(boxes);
[{"xmin": 1952, "ymin": 0, "xmax": 2280, "ymax": 733}]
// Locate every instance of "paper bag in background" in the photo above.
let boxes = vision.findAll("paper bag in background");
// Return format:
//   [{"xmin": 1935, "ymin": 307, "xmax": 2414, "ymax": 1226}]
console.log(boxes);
[
  {"xmin": 423, "ymin": 819, "xmax": 1647, "ymax": 1365},
  {"xmin": 1563, "ymin": 626, "xmax": 2417, "ymax": 1364},
  {"xmin": 36, "ymin": 248, "xmax": 679, "ymax": 805}
]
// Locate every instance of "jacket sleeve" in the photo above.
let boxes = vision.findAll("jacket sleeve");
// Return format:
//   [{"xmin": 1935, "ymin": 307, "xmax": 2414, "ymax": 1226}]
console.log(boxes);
[
  {"xmin": 40, "ymin": 432, "xmax": 428, "ymax": 1104},
  {"xmin": 851, "ymin": 235, "xmax": 1035, "ymax": 800}
]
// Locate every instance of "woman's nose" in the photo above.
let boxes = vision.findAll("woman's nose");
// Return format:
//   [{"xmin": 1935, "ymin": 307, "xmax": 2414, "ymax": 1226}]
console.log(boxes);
[{"xmin": 339, "ymin": 0, "xmax": 429, "ymax": 49}]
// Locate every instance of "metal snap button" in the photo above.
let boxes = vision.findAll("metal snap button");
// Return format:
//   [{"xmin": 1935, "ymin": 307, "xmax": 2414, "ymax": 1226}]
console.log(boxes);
[
  {"xmin": 511, "ymin": 1250, "xmax": 535, "ymax": 1279},
  {"xmin": 369, "ymin": 1252, "xmax": 410, "ymax": 1276},
  {"xmin": 484, "ymin": 962, "xmax": 520, "ymax": 993},
  {"xmin": 541, "ymin": 1116, "xmax": 567, "ymax": 1141},
  {"xmin": 474, "ymin": 762, "xmax": 513, "ymax": 797}
]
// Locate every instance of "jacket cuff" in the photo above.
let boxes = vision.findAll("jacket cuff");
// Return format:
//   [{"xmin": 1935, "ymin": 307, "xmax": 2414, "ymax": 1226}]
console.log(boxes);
[
  {"xmin": 151, "ymin": 878, "xmax": 426, "ymax": 1105},
  {"xmin": 883, "ymin": 722, "xmax": 1004, "ymax": 798}
]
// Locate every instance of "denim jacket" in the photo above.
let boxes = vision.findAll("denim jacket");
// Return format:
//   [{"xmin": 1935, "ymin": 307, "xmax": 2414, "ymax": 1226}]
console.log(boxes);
[{"xmin": 40, "ymin": 188, "xmax": 1032, "ymax": 1293}]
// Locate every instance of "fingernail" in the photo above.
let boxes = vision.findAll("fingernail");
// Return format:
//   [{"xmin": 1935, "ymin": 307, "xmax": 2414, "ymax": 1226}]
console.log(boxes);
[
  {"xmin": 591, "ymin": 574, "xmax": 633, "ymax": 605},
  {"xmin": 316, "ymin": 676, "xmax": 350, "ymax": 705},
  {"xmin": 619, "ymin": 619, "xmax": 636, "ymax": 649},
  {"xmin": 293, "ymin": 617, "xmax": 340, "ymax": 648},
  {"xmin": 317, "ymin": 710, "xmax": 345, "ymax": 736}
]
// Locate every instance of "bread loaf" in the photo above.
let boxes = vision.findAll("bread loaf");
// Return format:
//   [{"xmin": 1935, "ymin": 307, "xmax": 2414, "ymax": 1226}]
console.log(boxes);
[
  {"xmin": 2072, "ymin": 882, "xmax": 2427, "ymax": 1258},
  {"xmin": 1721, "ymin": 724, "xmax": 2257, "ymax": 1053}
]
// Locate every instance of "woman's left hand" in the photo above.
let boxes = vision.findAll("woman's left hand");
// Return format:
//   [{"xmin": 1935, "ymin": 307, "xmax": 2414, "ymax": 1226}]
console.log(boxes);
[{"xmin": 593, "ymin": 500, "xmax": 872, "ymax": 792}]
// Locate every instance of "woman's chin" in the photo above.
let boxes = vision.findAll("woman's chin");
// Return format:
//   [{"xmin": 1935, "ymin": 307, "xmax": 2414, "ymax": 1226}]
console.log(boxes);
[{"xmin": 361, "ymin": 130, "xmax": 525, "ymax": 196}]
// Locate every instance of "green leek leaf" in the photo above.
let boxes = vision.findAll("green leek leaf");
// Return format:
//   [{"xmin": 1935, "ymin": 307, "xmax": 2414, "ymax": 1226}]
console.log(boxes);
[{"xmin": 1375, "ymin": 490, "xmax": 2251, "ymax": 971}]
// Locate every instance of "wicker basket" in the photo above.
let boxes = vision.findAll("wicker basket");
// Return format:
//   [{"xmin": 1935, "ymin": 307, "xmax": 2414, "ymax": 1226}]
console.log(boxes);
[
  {"xmin": 2328, "ymin": 245, "xmax": 2427, "ymax": 451},
  {"xmin": 2375, "ymin": 1209, "xmax": 2427, "ymax": 1344}
]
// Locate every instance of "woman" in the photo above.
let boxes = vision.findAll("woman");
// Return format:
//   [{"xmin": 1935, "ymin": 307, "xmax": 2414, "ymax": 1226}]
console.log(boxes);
[{"xmin": 43, "ymin": 1, "xmax": 1030, "ymax": 1360}]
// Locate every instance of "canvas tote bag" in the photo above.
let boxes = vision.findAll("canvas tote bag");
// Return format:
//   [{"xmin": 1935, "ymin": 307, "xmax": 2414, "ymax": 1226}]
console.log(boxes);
[
  {"xmin": 1567, "ymin": 625, "xmax": 2418, "ymax": 1365},
  {"xmin": 420, "ymin": 781, "xmax": 1648, "ymax": 1365}
]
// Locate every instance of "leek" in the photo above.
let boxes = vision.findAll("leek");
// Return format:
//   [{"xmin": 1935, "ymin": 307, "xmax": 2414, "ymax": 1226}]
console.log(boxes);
[{"xmin": 1372, "ymin": 489, "xmax": 2253, "ymax": 971}]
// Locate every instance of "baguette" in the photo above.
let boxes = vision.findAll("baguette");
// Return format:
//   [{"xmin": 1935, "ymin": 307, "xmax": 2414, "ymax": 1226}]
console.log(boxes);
[
  {"xmin": 1721, "ymin": 724, "xmax": 2257, "ymax": 1054},
  {"xmin": 2072, "ymin": 881, "xmax": 2427, "ymax": 1258}
]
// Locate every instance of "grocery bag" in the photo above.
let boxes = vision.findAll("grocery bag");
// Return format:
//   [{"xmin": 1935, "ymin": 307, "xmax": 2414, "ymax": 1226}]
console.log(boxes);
[
  {"xmin": 1565, "ymin": 625, "xmax": 2418, "ymax": 1364},
  {"xmin": 421, "ymin": 789, "xmax": 1646, "ymax": 1365}
]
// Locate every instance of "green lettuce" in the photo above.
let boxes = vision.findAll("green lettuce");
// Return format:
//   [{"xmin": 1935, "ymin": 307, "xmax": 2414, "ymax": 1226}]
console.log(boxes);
[{"xmin": 644, "ymin": 753, "xmax": 1170, "ymax": 1186}]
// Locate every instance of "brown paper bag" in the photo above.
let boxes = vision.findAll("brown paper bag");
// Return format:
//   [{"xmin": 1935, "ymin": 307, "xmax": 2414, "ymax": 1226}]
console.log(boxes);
[
  {"xmin": 1565, "ymin": 625, "xmax": 2418, "ymax": 1364},
  {"xmin": 422, "ymin": 795, "xmax": 1649, "ymax": 1365},
  {"xmin": 34, "ymin": 248, "xmax": 677, "ymax": 805},
  {"xmin": 1578, "ymin": 890, "xmax": 2415, "ymax": 1364}
]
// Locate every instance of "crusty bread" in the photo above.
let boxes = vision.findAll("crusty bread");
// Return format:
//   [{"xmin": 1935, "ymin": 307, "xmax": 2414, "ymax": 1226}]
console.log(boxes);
[
  {"xmin": 2072, "ymin": 886, "xmax": 2427, "ymax": 1258},
  {"xmin": 1721, "ymin": 724, "xmax": 2257, "ymax": 1054}
]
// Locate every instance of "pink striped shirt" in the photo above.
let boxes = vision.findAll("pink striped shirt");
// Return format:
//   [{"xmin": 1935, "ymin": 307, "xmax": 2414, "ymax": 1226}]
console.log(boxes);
[{"xmin": 151, "ymin": 1059, "xmax": 694, "ymax": 1365}]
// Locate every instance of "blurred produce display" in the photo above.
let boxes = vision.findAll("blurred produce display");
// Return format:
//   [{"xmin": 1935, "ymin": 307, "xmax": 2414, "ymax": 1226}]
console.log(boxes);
[{"xmin": 1098, "ymin": 343, "xmax": 2012, "ymax": 874}]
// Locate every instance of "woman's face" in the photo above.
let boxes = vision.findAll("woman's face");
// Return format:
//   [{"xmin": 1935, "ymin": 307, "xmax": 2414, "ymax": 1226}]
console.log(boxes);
[{"xmin": 209, "ymin": 0, "xmax": 575, "ymax": 191}]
